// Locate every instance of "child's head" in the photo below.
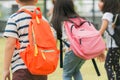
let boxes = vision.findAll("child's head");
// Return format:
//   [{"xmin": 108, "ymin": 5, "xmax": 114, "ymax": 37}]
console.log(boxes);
[
  {"xmin": 51, "ymin": 0, "xmax": 79, "ymax": 39},
  {"xmin": 53, "ymin": 0, "xmax": 77, "ymax": 18},
  {"xmin": 16, "ymin": 0, "xmax": 38, "ymax": 6},
  {"xmin": 98, "ymin": 0, "xmax": 120, "ymax": 14}
]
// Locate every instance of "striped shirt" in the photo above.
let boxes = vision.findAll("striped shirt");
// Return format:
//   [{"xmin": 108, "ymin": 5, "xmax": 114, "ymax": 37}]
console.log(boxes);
[{"xmin": 3, "ymin": 6, "xmax": 47, "ymax": 73}]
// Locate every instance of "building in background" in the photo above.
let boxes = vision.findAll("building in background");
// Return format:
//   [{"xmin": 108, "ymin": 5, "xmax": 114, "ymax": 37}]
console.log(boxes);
[
  {"xmin": 0, "ymin": 0, "xmax": 102, "ymax": 34},
  {"xmin": 0, "ymin": 1, "xmax": 17, "ymax": 33}
]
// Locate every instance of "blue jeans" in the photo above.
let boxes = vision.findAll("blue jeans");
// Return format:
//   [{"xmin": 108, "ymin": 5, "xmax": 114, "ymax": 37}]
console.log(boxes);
[{"xmin": 63, "ymin": 51, "xmax": 85, "ymax": 80}]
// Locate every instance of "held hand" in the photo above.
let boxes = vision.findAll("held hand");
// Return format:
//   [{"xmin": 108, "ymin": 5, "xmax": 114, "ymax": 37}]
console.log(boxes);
[
  {"xmin": 3, "ymin": 70, "xmax": 11, "ymax": 80},
  {"xmin": 97, "ymin": 53, "xmax": 106, "ymax": 62}
]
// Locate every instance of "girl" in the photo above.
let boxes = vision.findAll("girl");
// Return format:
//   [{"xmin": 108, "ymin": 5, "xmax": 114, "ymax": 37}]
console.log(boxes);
[
  {"xmin": 98, "ymin": 0, "xmax": 120, "ymax": 80},
  {"xmin": 51, "ymin": 0, "xmax": 105, "ymax": 80},
  {"xmin": 51, "ymin": 0, "xmax": 85, "ymax": 80}
]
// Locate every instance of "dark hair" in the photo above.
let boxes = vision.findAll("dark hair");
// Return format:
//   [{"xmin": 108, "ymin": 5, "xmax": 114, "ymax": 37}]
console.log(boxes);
[
  {"xmin": 101, "ymin": 0, "xmax": 120, "ymax": 14},
  {"xmin": 51, "ymin": 0, "xmax": 79, "ymax": 39}
]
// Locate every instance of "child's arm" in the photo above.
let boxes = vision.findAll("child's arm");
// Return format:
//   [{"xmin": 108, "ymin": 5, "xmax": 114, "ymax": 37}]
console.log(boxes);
[
  {"xmin": 97, "ymin": 19, "xmax": 109, "ymax": 62},
  {"xmin": 97, "ymin": 53, "xmax": 106, "ymax": 62},
  {"xmin": 3, "ymin": 37, "xmax": 16, "ymax": 80},
  {"xmin": 99, "ymin": 19, "xmax": 109, "ymax": 35}
]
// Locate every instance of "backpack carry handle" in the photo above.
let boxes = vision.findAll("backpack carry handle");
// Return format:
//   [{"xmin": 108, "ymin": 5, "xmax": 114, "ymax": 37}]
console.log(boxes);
[{"xmin": 67, "ymin": 18, "xmax": 89, "ymax": 28}]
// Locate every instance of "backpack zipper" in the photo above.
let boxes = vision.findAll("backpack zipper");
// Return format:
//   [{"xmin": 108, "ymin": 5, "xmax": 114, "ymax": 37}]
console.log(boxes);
[
  {"xmin": 36, "ymin": 16, "xmax": 40, "ymax": 23},
  {"xmin": 31, "ymin": 17, "xmax": 39, "ymax": 56},
  {"xmin": 41, "ymin": 50, "xmax": 55, "ymax": 60}
]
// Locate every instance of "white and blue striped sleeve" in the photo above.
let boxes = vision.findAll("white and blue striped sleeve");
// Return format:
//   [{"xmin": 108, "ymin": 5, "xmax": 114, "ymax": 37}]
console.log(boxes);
[{"xmin": 3, "ymin": 17, "xmax": 19, "ymax": 39}]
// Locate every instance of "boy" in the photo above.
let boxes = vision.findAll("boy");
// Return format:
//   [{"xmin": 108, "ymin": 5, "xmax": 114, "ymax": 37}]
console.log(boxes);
[{"xmin": 3, "ymin": 0, "xmax": 47, "ymax": 80}]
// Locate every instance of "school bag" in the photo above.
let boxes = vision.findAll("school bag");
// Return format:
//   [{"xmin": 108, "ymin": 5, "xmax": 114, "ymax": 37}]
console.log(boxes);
[
  {"xmin": 106, "ymin": 14, "xmax": 120, "ymax": 47},
  {"xmin": 59, "ymin": 17, "xmax": 105, "ymax": 76},
  {"xmin": 16, "ymin": 8, "xmax": 60, "ymax": 75},
  {"xmin": 64, "ymin": 18, "xmax": 106, "ymax": 60}
]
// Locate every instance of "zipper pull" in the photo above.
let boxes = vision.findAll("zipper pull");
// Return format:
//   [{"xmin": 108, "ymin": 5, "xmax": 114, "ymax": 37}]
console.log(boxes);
[
  {"xmin": 41, "ymin": 50, "xmax": 46, "ymax": 60},
  {"xmin": 36, "ymin": 16, "xmax": 40, "ymax": 24},
  {"xmin": 34, "ymin": 44, "xmax": 38, "ymax": 56}
]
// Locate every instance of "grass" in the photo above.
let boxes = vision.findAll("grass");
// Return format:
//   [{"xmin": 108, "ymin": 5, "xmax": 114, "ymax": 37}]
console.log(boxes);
[
  {"xmin": 0, "ymin": 38, "xmax": 5, "ymax": 80},
  {"xmin": 48, "ymin": 60, "xmax": 107, "ymax": 80},
  {"xmin": 0, "ymin": 38, "xmax": 107, "ymax": 80}
]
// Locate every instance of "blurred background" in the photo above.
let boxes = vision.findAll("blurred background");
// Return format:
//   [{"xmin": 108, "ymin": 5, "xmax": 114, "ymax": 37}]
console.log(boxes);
[
  {"xmin": 0, "ymin": 0, "xmax": 107, "ymax": 80},
  {"xmin": 0, "ymin": 0, "xmax": 102, "ymax": 35}
]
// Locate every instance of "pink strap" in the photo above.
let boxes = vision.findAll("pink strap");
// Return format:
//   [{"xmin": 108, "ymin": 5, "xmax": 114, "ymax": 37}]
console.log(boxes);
[{"xmin": 64, "ymin": 21, "xmax": 73, "ymax": 36}]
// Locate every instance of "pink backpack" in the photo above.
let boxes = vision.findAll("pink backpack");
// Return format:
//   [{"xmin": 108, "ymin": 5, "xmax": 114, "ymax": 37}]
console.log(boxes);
[{"xmin": 64, "ymin": 18, "xmax": 106, "ymax": 60}]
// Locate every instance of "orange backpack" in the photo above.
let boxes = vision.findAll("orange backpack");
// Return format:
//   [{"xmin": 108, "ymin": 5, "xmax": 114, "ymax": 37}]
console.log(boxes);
[{"xmin": 17, "ymin": 8, "xmax": 60, "ymax": 75}]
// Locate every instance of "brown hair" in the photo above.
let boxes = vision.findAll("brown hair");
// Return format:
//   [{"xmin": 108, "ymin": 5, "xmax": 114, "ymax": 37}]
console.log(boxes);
[
  {"xmin": 51, "ymin": 0, "xmax": 79, "ymax": 39},
  {"xmin": 101, "ymin": 0, "xmax": 120, "ymax": 14}
]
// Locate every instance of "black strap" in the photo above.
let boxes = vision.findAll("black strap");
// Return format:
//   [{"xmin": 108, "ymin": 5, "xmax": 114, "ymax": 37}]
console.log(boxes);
[
  {"xmin": 92, "ymin": 59, "xmax": 101, "ymax": 76},
  {"xmin": 59, "ymin": 39, "xmax": 101, "ymax": 76},
  {"xmin": 61, "ymin": 39, "xmax": 70, "ymax": 47},
  {"xmin": 106, "ymin": 14, "xmax": 119, "ymax": 48},
  {"xmin": 106, "ymin": 29, "xmax": 113, "ymax": 48},
  {"xmin": 111, "ymin": 37, "xmax": 113, "ymax": 48},
  {"xmin": 59, "ymin": 38, "xmax": 70, "ymax": 68},
  {"xmin": 106, "ymin": 29, "xmax": 112, "ymax": 36},
  {"xmin": 59, "ymin": 39, "xmax": 63, "ymax": 68}
]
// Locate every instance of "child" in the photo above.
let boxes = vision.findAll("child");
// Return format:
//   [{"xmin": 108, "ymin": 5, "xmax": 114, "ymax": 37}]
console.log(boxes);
[
  {"xmin": 3, "ymin": 0, "xmax": 47, "ymax": 80},
  {"xmin": 51, "ymin": 0, "xmax": 105, "ymax": 80},
  {"xmin": 98, "ymin": 0, "xmax": 120, "ymax": 80},
  {"xmin": 51, "ymin": 0, "xmax": 85, "ymax": 80}
]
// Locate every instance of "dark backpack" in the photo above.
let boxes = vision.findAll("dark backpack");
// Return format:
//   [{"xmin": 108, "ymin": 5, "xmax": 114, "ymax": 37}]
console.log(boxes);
[{"xmin": 107, "ymin": 14, "xmax": 120, "ymax": 47}]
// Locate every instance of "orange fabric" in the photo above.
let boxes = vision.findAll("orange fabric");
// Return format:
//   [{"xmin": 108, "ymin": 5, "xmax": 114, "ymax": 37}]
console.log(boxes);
[{"xmin": 17, "ymin": 8, "xmax": 60, "ymax": 75}]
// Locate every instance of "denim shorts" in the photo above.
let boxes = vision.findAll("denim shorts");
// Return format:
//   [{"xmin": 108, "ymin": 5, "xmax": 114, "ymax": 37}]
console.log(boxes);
[{"xmin": 63, "ymin": 50, "xmax": 85, "ymax": 75}]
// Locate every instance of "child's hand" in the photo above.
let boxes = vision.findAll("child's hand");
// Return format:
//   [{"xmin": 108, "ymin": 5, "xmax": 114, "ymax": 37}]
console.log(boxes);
[
  {"xmin": 3, "ymin": 70, "xmax": 11, "ymax": 80},
  {"xmin": 105, "ymin": 48, "xmax": 108, "ymax": 51},
  {"xmin": 97, "ymin": 53, "xmax": 106, "ymax": 62}
]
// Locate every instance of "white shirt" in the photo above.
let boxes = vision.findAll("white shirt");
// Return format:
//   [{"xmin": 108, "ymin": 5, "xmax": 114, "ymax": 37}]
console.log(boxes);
[{"xmin": 102, "ymin": 12, "xmax": 118, "ymax": 48}]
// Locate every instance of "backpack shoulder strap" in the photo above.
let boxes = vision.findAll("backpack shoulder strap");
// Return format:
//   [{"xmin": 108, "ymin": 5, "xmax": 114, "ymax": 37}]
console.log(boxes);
[
  {"xmin": 18, "ymin": 9, "xmax": 33, "ymax": 15},
  {"xmin": 112, "ymin": 14, "xmax": 119, "ymax": 28},
  {"xmin": 18, "ymin": 7, "xmax": 42, "ymax": 19},
  {"xmin": 66, "ymin": 18, "xmax": 89, "ymax": 28},
  {"xmin": 106, "ymin": 14, "xmax": 119, "ymax": 36},
  {"xmin": 59, "ymin": 39, "xmax": 63, "ymax": 68}
]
